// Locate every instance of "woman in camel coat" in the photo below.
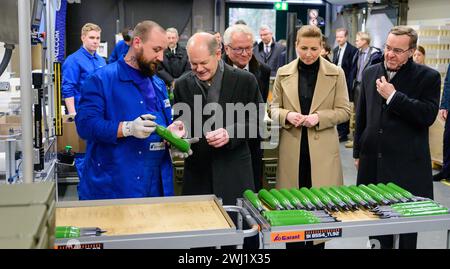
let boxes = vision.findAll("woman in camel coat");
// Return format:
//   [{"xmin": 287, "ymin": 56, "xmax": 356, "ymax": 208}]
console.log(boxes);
[{"xmin": 270, "ymin": 25, "xmax": 350, "ymax": 190}]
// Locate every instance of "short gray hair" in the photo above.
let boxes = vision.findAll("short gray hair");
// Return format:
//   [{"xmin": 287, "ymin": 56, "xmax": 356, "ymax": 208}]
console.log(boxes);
[
  {"xmin": 223, "ymin": 24, "xmax": 254, "ymax": 46},
  {"xmin": 187, "ymin": 32, "xmax": 219, "ymax": 56},
  {"xmin": 259, "ymin": 25, "xmax": 272, "ymax": 33},
  {"xmin": 389, "ymin": 26, "xmax": 418, "ymax": 49},
  {"xmin": 166, "ymin": 27, "xmax": 179, "ymax": 36}
]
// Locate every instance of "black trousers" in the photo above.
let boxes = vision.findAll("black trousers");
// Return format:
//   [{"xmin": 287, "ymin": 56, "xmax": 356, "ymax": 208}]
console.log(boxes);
[
  {"xmin": 442, "ymin": 113, "xmax": 450, "ymax": 177},
  {"xmin": 369, "ymin": 233, "xmax": 417, "ymax": 249}
]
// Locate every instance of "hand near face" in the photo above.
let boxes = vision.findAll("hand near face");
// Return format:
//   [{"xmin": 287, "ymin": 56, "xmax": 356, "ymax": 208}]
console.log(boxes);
[{"xmin": 376, "ymin": 76, "xmax": 396, "ymax": 99}]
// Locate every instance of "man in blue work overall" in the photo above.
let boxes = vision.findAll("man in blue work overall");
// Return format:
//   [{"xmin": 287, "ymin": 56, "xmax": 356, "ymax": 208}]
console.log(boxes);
[
  {"xmin": 62, "ymin": 23, "xmax": 106, "ymax": 114},
  {"xmin": 75, "ymin": 20, "xmax": 187, "ymax": 200}
]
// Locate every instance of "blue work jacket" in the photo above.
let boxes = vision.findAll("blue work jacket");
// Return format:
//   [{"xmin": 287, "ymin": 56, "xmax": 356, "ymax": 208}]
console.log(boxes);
[
  {"xmin": 75, "ymin": 57, "xmax": 174, "ymax": 200},
  {"xmin": 62, "ymin": 46, "xmax": 106, "ymax": 109},
  {"xmin": 108, "ymin": 40, "xmax": 130, "ymax": 64}
]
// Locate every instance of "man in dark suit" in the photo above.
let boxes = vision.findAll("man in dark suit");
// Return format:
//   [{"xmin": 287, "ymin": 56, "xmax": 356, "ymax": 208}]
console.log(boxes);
[
  {"xmin": 253, "ymin": 25, "xmax": 284, "ymax": 77},
  {"xmin": 354, "ymin": 26, "xmax": 441, "ymax": 249},
  {"xmin": 345, "ymin": 31, "xmax": 383, "ymax": 148},
  {"xmin": 173, "ymin": 33, "xmax": 263, "ymax": 205},
  {"xmin": 157, "ymin": 28, "xmax": 191, "ymax": 89},
  {"xmin": 333, "ymin": 28, "xmax": 358, "ymax": 142},
  {"xmin": 222, "ymin": 24, "xmax": 271, "ymax": 192}
]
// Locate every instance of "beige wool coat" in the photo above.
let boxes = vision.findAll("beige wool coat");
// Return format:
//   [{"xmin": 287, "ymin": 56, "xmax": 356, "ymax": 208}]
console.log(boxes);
[{"xmin": 270, "ymin": 57, "xmax": 351, "ymax": 189}]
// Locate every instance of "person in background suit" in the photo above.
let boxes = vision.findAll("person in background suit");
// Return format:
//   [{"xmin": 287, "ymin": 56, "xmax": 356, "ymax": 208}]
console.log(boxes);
[
  {"xmin": 254, "ymin": 25, "xmax": 284, "ymax": 76},
  {"xmin": 332, "ymin": 28, "xmax": 358, "ymax": 142},
  {"xmin": 345, "ymin": 31, "xmax": 382, "ymax": 148},
  {"xmin": 157, "ymin": 27, "xmax": 191, "ymax": 89},
  {"xmin": 173, "ymin": 33, "xmax": 263, "ymax": 205},
  {"xmin": 354, "ymin": 26, "xmax": 440, "ymax": 249},
  {"xmin": 108, "ymin": 27, "xmax": 132, "ymax": 64},
  {"xmin": 222, "ymin": 24, "xmax": 271, "ymax": 192}
]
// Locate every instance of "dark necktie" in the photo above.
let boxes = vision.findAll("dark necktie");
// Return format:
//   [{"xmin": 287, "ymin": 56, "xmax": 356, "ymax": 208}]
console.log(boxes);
[{"xmin": 334, "ymin": 48, "xmax": 341, "ymax": 65}]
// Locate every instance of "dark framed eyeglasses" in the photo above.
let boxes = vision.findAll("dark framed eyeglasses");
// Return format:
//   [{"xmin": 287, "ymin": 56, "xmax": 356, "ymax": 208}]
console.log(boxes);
[
  {"xmin": 384, "ymin": 44, "xmax": 411, "ymax": 56},
  {"xmin": 227, "ymin": 45, "xmax": 253, "ymax": 55}
]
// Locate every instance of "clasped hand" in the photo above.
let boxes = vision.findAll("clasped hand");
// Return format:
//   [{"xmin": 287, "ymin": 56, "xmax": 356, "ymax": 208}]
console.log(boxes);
[{"xmin": 286, "ymin": 112, "xmax": 319, "ymax": 128}]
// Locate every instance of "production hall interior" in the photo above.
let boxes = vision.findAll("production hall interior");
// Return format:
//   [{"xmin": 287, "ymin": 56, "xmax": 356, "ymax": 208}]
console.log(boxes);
[{"xmin": 1, "ymin": 0, "xmax": 450, "ymax": 251}]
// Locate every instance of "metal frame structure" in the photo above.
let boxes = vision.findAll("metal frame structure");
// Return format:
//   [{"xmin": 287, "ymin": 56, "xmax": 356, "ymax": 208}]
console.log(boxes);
[
  {"xmin": 239, "ymin": 198, "xmax": 450, "ymax": 249},
  {"xmin": 54, "ymin": 195, "xmax": 258, "ymax": 249}
]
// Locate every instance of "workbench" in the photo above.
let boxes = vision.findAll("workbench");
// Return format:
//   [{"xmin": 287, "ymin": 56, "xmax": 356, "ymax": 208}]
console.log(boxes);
[
  {"xmin": 54, "ymin": 195, "xmax": 258, "ymax": 249},
  {"xmin": 239, "ymin": 198, "xmax": 450, "ymax": 249}
]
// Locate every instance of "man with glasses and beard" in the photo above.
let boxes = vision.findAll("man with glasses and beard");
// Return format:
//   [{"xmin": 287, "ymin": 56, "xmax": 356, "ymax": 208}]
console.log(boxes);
[
  {"xmin": 353, "ymin": 26, "xmax": 441, "ymax": 249},
  {"xmin": 75, "ymin": 20, "xmax": 187, "ymax": 200}
]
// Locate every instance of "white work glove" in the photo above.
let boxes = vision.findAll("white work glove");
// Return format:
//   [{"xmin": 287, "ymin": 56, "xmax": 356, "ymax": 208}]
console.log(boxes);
[
  {"xmin": 122, "ymin": 114, "xmax": 157, "ymax": 139},
  {"xmin": 169, "ymin": 137, "xmax": 200, "ymax": 159}
]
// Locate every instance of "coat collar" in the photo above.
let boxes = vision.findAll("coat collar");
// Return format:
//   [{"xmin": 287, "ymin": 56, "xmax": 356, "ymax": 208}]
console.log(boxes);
[{"xmin": 278, "ymin": 57, "xmax": 340, "ymax": 113}]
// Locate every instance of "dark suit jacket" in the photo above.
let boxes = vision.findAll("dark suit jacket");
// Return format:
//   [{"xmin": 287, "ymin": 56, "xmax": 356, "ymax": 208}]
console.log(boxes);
[
  {"xmin": 157, "ymin": 44, "xmax": 191, "ymax": 85},
  {"xmin": 333, "ymin": 42, "xmax": 358, "ymax": 96},
  {"xmin": 253, "ymin": 39, "xmax": 284, "ymax": 77},
  {"xmin": 354, "ymin": 58, "xmax": 441, "ymax": 199},
  {"xmin": 173, "ymin": 63, "xmax": 264, "ymax": 204}
]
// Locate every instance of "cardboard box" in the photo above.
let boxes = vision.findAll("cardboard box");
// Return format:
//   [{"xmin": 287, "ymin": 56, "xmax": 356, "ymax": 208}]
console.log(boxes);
[
  {"xmin": 56, "ymin": 115, "xmax": 86, "ymax": 153},
  {"xmin": 429, "ymin": 116, "xmax": 444, "ymax": 164}
]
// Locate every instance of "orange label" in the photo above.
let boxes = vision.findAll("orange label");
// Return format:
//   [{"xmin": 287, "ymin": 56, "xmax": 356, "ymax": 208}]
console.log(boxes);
[{"xmin": 271, "ymin": 231, "xmax": 305, "ymax": 242}]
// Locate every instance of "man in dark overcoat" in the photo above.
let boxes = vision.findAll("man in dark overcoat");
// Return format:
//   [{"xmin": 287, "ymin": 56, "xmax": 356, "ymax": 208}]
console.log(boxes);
[
  {"xmin": 353, "ymin": 26, "xmax": 441, "ymax": 249},
  {"xmin": 174, "ymin": 32, "xmax": 263, "ymax": 205}
]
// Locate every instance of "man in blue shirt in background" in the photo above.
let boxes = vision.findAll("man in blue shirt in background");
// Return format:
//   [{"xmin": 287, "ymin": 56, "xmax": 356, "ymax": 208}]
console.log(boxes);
[
  {"xmin": 76, "ymin": 20, "xmax": 190, "ymax": 200},
  {"xmin": 62, "ymin": 23, "xmax": 106, "ymax": 115},
  {"xmin": 108, "ymin": 27, "xmax": 132, "ymax": 64}
]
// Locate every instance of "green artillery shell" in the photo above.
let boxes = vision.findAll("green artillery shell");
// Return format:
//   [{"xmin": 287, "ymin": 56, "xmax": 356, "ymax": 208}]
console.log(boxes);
[
  {"xmin": 243, "ymin": 189, "xmax": 265, "ymax": 212},
  {"xmin": 56, "ymin": 226, "xmax": 81, "ymax": 239},
  {"xmin": 386, "ymin": 183, "xmax": 414, "ymax": 199},
  {"xmin": 300, "ymin": 187, "xmax": 326, "ymax": 210},
  {"xmin": 368, "ymin": 183, "xmax": 399, "ymax": 203},
  {"xmin": 357, "ymin": 184, "xmax": 390, "ymax": 205},
  {"xmin": 338, "ymin": 185, "xmax": 369, "ymax": 208},
  {"xmin": 258, "ymin": 189, "xmax": 284, "ymax": 210},
  {"xmin": 310, "ymin": 187, "xmax": 338, "ymax": 211},
  {"xmin": 391, "ymin": 201, "xmax": 439, "ymax": 209},
  {"xmin": 279, "ymin": 189, "xmax": 306, "ymax": 210},
  {"xmin": 268, "ymin": 215, "xmax": 321, "ymax": 226},
  {"xmin": 270, "ymin": 189, "xmax": 295, "ymax": 210},
  {"xmin": 155, "ymin": 125, "xmax": 190, "ymax": 153},
  {"xmin": 377, "ymin": 183, "xmax": 410, "ymax": 202},
  {"xmin": 349, "ymin": 185, "xmax": 378, "ymax": 206},
  {"xmin": 263, "ymin": 210, "xmax": 315, "ymax": 218},
  {"xmin": 329, "ymin": 186, "xmax": 358, "ymax": 209},
  {"xmin": 289, "ymin": 188, "xmax": 316, "ymax": 210},
  {"xmin": 320, "ymin": 187, "xmax": 350, "ymax": 210},
  {"xmin": 399, "ymin": 208, "xmax": 449, "ymax": 217}
]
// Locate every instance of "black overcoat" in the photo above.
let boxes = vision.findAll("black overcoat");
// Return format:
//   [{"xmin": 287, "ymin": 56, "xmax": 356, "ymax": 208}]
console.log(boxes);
[{"xmin": 353, "ymin": 58, "xmax": 441, "ymax": 198}]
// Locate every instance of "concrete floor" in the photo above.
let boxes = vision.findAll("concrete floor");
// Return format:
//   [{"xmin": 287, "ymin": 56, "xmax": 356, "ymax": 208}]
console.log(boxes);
[{"xmin": 57, "ymin": 142, "xmax": 450, "ymax": 249}]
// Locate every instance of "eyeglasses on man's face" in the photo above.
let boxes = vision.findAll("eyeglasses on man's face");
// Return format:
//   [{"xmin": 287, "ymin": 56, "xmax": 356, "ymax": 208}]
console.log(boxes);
[
  {"xmin": 384, "ymin": 44, "xmax": 411, "ymax": 56},
  {"xmin": 227, "ymin": 45, "xmax": 253, "ymax": 55}
]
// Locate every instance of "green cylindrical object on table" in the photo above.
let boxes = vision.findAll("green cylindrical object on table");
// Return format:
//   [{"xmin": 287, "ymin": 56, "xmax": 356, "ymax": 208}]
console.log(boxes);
[
  {"xmin": 56, "ymin": 226, "xmax": 81, "ymax": 239},
  {"xmin": 279, "ymin": 189, "xmax": 305, "ymax": 210},
  {"xmin": 349, "ymin": 185, "xmax": 378, "ymax": 207},
  {"xmin": 358, "ymin": 184, "xmax": 390, "ymax": 205},
  {"xmin": 377, "ymin": 183, "xmax": 410, "ymax": 202},
  {"xmin": 300, "ymin": 187, "xmax": 326, "ymax": 210},
  {"xmin": 155, "ymin": 125, "xmax": 190, "ymax": 153},
  {"xmin": 390, "ymin": 201, "xmax": 439, "ymax": 209},
  {"xmin": 338, "ymin": 185, "xmax": 368, "ymax": 207},
  {"xmin": 368, "ymin": 183, "xmax": 399, "ymax": 203},
  {"xmin": 244, "ymin": 189, "xmax": 265, "ymax": 212},
  {"xmin": 258, "ymin": 189, "xmax": 284, "ymax": 210},
  {"xmin": 329, "ymin": 186, "xmax": 358, "ymax": 209},
  {"xmin": 398, "ymin": 208, "xmax": 449, "ymax": 217},
  {"xmin": 270, "ymin": 189, "xmax": 295, "ymax": 210},
  {"xmin": 268, "ymin": 215, "xmax": 321, "ymax": 226},
  {"xmin": 289, "ymin": 189, "xmax": 316, "ymax": 210},
  {"xmin": 310, "ymin": 187, "xmax": 337, "ymax": 210},
  {"xmin": 320, "ymin": 187, "xmax": 349, "ymax": 210},
  {"xmin": 386, "ymin": 183, "xmax": 415, "ymax": 199},
  {"xmin": 392, "ymin": 205, "xmax": 445, "ymax": 213},
  {"xmin": 263, "ymin": 210, "xmax": 315, "ymax": 218}
]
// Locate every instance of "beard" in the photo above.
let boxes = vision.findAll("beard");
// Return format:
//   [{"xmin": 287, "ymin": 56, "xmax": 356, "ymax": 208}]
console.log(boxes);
[{"xmin": 136, "ymin": 48, "xmax": 159, "ymax": 77}]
